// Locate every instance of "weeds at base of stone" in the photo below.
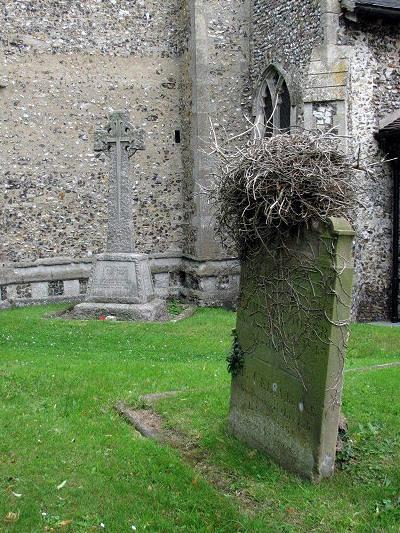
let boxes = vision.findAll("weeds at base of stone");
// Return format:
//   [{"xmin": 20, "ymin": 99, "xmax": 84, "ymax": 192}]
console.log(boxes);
[{"xmin": 167, "ymin": 298, "xmax": 185, "ymax": 316}]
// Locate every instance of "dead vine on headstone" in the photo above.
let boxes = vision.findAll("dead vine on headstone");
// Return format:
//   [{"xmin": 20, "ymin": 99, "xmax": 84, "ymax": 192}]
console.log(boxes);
[{"xmin": 207, "ymin": 128, "xmax": 371, "ymax": 392}]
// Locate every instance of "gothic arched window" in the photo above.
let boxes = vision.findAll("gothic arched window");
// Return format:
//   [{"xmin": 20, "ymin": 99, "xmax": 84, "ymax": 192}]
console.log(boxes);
[{"xmin": 256, "ymin": 66, "xmax": 293, "ymax": 138}]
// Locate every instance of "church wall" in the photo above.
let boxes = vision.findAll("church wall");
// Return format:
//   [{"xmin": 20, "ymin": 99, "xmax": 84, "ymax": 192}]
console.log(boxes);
[
  {"xmin": 3, "ymin": 1, "xmax": 397, "ymax": 316},
  {"xmin": 251, "ymin": 1, "xmax": 399, "ymax": 322},
  {"xmin": 0, "ymin": 0, "xmax": 250, "ymax": 306},
  {"xmin": 252, "ymin": 0, "xmax": 323, "ymax": 104},
  {"xmin": 344, "ymin": 19, "xmax": 400, "ymax": 320},
  {"xmin": 179, "ymin": 1, "xmax": 195, "ymax": 257},
  {"xmin": 183, "ymin": 0, "xmax": 252, "ymax": 259},
  {"xmin": 202, "ymin": 0, "xmax": 252, "ymax": 139},
  {"xmin": 1, "ymin": 0, "xmax": 186, "ymax": 262}
]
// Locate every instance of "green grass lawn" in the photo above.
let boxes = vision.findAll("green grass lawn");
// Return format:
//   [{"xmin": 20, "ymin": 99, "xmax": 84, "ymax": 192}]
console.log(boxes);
[{"xmin": 0, "ymin": 305, "xmax": 399, "ymax": 532}]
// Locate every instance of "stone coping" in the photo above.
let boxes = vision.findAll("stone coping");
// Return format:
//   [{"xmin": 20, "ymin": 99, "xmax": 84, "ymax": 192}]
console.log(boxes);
[
  {"xmin": 95, "ymin": 253, "xmax": 153, "ymax": 263},
  {"xmin": 328, "ymin": 217, "xmax": 355, "ymax": 237},
  {"xmin": 1, "ymin": 251, "xmax": 182, "ymax": 269},
  {"xmin": 13, "ymin": 295, "xmax": 85, "ymax": 307},
  {"xmin": 1, "ymin": 254, "xmax": 241, "ymax": 284},
  {"xmin": 1, "ymin": 251, "xmax": 239, "ymax": 268}
]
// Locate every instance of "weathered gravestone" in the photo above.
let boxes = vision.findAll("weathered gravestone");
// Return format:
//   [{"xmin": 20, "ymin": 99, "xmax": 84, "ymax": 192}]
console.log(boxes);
[
  {"xmin": 229, "ymin": 217, "xmax": 355, "ymax": 481},
  {"xmin": 73, "ymin": 111, "xmax": 166, "ymax": 321}
]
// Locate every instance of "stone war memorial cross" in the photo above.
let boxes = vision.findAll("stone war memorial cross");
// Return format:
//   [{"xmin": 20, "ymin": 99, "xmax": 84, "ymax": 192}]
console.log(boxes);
[
  {"xmin": 94, "ymin": 111, "xmax": 144, "ymax": 253},
  {"xmin": 73, "ymin": 111, "xmax": 166, "ymax": 321}
]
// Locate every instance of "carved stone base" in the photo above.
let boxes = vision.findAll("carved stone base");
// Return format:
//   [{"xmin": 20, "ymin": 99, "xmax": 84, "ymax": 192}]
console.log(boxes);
[
  {"xmin": 180, "ymin": 256, "xmax": 240, "ymax": 308},
  {"xmin": 71, "ymin": 252, "xmax": 167, "ymax": 321},
  {"xmin": 85, "ymin": 252, "xmax": 154, "ymax": 304},
  {"xmin": 71, "ymin": 300, "xmax": 167, "ymax": 322}
]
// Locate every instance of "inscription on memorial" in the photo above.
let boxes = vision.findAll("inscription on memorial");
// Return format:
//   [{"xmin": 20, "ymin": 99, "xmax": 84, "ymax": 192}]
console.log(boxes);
[
  {"xmin": 91, "ymin": 262, "xmax": 137, "ymax": 296},
  {"xmin": 99, "ymin": 265, "xmax": 129, "ymax": 286}
]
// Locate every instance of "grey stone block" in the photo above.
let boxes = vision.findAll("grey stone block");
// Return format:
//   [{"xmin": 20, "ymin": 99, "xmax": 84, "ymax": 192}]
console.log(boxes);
[
  {"xmin": 31, "ymin": 282, "xmax": 48, "ymax": 299},
  {"xmin": 7, "ymin": 285, "xmax": 18, "ymax": 300},
  {"xmin": 153, "ymin": 272, "xmax": 170, "ymax": 289},
  {"xmin": 71, "ymin": 299, "xmax": 167, "ymax": 322},
  {"xmin": 64, "ymin": 279, "xmax": 80, "ymax": 297}
]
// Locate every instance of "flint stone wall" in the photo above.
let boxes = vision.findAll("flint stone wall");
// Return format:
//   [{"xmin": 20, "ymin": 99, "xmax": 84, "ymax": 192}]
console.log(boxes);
[
  {"xmin": 1, "ymin": 0, "xmax": 186, "ymax": 262},
  {"xmin": 252, "ymin": 0, "xmax": 323, "ymax": 109},
  {"xmin": 1, "ymin": 0, "xmax": 251, "ymax": 265},
  {"xmin": 2, "ymin": 0, "xmax": 399, "ymax": 321},
  {"xmin": 251, "ymin": 3, "xmax": 399, "ymax": 322},
  {"xmin": 344, "ymin": 18, "xmax": 400, "ymax": 320}
]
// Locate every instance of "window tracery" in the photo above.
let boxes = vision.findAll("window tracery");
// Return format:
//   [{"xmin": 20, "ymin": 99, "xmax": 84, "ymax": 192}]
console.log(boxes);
[{"xmin": 255, "ymin": 66, "xmax": 293, "ymax": 138}]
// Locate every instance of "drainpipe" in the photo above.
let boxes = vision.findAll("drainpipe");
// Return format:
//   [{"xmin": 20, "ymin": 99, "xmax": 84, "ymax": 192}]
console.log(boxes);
[{"xmin": 391, "ymin": 158, "xmax": 399, "ymax": 322}]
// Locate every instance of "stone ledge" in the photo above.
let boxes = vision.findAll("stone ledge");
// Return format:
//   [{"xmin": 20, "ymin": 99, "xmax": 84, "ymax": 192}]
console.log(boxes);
[
  {"xmin": 94, "ymin": 253, "xmax": 150, "ymax": 263},
  {"xmin": 13, "ymin": 295, "xmax": 85, "ymax": 307},
  {"xmin": 182, "ymin": 257, "xmax": 240, "ymax": 277},
  {"xmin": 0, "ymin": 254, "xmax": 242, "ymax": 308},
  {"xmin": 1, "ymin": 253, "xmax": 241, "ymax": 283},
  {"xmin": 0, "ymin": 261, "xmax": 92, "ymax": 284},
  {"xmin": 71, "ymin": 300, "xmax": 168, "ymax": 322}
]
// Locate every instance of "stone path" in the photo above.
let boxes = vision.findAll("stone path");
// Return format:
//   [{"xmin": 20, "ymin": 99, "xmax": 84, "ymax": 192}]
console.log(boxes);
[
  {"xmin": 139, "ymin": 390, "xmax": 181, "ymax": 403},
  {"xmin": 115, "ymin": 400, "xmax": 258, "ymax": 513},
  {"xmin": 345, "ymin": 361, "xmax": 400, "ymax": 373}
]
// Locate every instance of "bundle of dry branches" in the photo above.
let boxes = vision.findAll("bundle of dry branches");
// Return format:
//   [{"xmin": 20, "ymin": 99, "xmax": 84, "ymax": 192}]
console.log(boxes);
[{"xmin": 212, "ymin": 132, "xmax": 355, "ymax": 257}]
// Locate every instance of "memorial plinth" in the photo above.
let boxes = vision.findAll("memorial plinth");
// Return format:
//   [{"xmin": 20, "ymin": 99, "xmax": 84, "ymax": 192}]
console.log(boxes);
[
  {"xmin": 73, "ymin": 253, "xmax": 166, "ymax": 321},
  {"xmin": 73, "ymin": 111, "xmax": 166, "ymax": 321}
]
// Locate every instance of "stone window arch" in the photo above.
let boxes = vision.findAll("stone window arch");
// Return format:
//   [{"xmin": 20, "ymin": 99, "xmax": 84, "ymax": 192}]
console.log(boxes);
[{"xmin": 254, "ymin": 65, "xmax": 295, "ymax": 138}]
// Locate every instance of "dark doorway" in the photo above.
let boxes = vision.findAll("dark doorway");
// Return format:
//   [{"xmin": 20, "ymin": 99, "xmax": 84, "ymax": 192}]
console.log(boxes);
[{"xmin": 377, "ymin": 117, "xmax": 400, "ymax": 322}]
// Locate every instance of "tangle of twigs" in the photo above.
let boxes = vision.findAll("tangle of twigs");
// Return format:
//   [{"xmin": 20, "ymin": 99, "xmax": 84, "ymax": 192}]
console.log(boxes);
[
  {"xmin": 208, "ymin": 128, "xmax": 357, "ymax": 393},
  {"xmin": 210, "ymin": 130, "xmax": 355, "ymax": 259}
]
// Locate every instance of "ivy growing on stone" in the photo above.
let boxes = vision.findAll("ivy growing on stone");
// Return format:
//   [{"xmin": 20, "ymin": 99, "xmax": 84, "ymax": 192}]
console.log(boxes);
[{"xmin": 227, "ymin": 329, "xmax": 245, "ymax": 376}]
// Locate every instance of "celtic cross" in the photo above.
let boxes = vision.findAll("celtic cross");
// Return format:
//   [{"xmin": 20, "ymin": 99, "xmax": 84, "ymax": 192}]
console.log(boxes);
[{"xmin": 94, "ymin": 111, "xmax": 145, "ymax": 253}]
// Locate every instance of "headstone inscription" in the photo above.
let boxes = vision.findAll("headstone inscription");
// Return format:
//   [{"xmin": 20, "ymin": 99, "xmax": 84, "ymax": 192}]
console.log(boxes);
[
  {"xmin": 229, "ymin": 218, "xmax": 355, "ymax": 481},
  {"xmin": 73, "ymin": 111, "xmax": 166, "ymax": 321}
]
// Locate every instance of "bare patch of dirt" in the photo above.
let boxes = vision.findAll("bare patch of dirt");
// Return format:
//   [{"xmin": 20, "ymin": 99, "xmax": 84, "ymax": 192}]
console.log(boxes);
[
  {"xmin": 115, "ymin": 402, "xmax": 164, "ymax": 439},
  {"xmin": 47, "ymin": 304, "xmax": 196, "ymax": 323}
]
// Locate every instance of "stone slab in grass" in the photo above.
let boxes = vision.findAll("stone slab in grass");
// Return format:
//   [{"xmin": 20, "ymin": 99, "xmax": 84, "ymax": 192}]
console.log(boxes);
[
  {"xmin": 229, "ymin": 218, "xmax": 355, "ymax": 481},
  {"xmin": 72, "ymin": 300, "xmax": 167, "ymax": 321}
]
